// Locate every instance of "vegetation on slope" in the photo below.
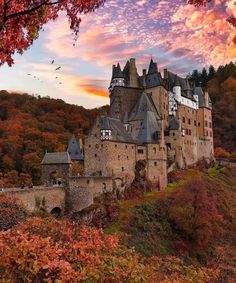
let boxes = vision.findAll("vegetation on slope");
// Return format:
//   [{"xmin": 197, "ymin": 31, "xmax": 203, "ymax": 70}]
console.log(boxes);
[
  {"xmin": 0, "ymin": 216, "xmax": 220, "ymax": 282},
  {"xmin": 0, "ymin": 91, "xmax": 108, "ymax": 186},
  {"xmin": 121, "ymin": 167, "xmax": 236, "ymax": 281}
]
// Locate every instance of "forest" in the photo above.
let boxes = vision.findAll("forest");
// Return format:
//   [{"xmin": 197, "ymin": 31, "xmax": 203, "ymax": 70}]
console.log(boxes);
[{"xmin": 0, "ymin": 62, "xmax": 235, "ymax": 186}]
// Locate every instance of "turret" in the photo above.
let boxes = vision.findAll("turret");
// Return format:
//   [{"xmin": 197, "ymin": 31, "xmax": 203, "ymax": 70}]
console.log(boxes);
[{"xmin": 109, "ymin": 63, "xmax": 125, "ymax": 93}]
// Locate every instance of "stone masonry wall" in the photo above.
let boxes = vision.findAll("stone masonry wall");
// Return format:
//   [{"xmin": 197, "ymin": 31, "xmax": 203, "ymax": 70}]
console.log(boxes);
[
  {"xmin": 8, "ymin": 187, "xmax": 65, "ymax": 213},
  {"xmin": 41, "ymin": 164, "xmax": 71, "ymax": 187}
]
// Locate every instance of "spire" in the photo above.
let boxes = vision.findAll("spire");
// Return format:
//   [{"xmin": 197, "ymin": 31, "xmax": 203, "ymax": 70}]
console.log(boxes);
[{"xmin": 148, "ymin": 58, "xmax": 158, "ymax": 75}]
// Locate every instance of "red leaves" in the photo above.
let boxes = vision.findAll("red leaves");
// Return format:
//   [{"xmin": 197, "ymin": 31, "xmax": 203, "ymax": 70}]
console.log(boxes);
[
  {"xmin": 0, "ymin": 193, "xmax": 27, "ymax": 231},
  {"xmin": 0, "ymin": 0, "xmax": 105, "ymax": 66}
]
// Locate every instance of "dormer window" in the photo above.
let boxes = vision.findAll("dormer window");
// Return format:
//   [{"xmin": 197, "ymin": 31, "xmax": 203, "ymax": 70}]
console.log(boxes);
[{"xmin": 100, "ymin": 129, "xmax": 112, "ymax": 140}]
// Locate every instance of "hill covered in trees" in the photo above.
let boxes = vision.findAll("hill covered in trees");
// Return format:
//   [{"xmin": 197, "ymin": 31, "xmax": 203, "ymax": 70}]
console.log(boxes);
[{"xmin": 0, "ymin": 91, "xmax": 108, "ymax": 186}]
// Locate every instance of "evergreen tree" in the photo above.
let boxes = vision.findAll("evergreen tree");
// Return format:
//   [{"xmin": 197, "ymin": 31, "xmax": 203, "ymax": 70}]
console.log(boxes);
[
  {"xmin": 208, "ymin": 65, "xmax": 216, "ymax": 81},
  {"xmin": 191, "ymin": 69, "xmax": 201, "ymax": 86},
  {"xmin": 200, "ymin": 67, "xmax": 208, "ymax": 87}
]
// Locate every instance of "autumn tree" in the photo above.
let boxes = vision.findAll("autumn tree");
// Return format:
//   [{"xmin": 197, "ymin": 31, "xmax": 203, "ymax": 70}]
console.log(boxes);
[
  {"xmin": 0, "ymin": 193, "xmax": 27, "ymax": 231},
  {"xmin": 0, "ymin": 0, "xmax": 105, "ymax": 66}
]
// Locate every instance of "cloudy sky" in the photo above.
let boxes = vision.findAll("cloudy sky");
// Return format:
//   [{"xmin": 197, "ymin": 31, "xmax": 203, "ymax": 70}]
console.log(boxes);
[{"xmin": 0, "ymin": 0, "xmax": 235, "ymax": 108}]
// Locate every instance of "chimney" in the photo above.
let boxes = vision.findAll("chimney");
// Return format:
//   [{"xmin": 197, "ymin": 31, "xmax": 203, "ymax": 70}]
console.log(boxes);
[
  {"xmin": 142, "ymin": 69, "xmax": 147, "ymax": 76},
  {"xmin": 164, "ymin": 68, "xmax": 168, "ymax": 79},
  {"xmin": 130, "ymin": 58, "xmax": 136, "ymax": 66},
  {"xmin": 205, "ymin": 92, "xmax": 209, "ymax": 107}
]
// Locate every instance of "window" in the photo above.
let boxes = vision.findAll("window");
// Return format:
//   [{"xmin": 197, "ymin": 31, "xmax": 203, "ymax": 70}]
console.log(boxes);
[
  {"xmin": 188, "ymin": 119, "xmax": 191, "ymax": 125},
  {"xmin": 205, "ymin": 120, "xmax": 208, "ymax": 127},
  {"xmin": 186, "ymin": 129, "xmax": 188, "ymax": 135},
  {"xmin": 154, "ymin": 162, "xmax": 157, "ymax": 166},
  {"xmin": 194, "ymin": 120, "xmax": 196, "ymax": 126},
  {"xmin": 138, "ymin": 149, "xmax": 144, "ymax": 154},
  {"xmin": 153, "ymin": 147, "xmax": 157, "ymax": 154},
  {"xmin": 122, "ymin": 167, "xmax": 124, "ymax": 172},
  {"xmin": 182, "ymin": 117, "xmax": 185, "ymax": 123},
  {"xmin": 115, "ymin": 144, "xmax": 117, "ymax": 148},
  {"xmin": 89, "ymin": 145, "xmax": 91, "ymax": 148},
  {"xmin": 189, "ymin": 129, "xmax": 191, "ymax": 136},
  {"xmin": 95, "ymin": 154, "xmax": 97, "ymax": 157}
]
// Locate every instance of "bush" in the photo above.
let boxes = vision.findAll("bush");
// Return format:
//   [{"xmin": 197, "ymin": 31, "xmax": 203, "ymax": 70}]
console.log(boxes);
[
  {"xmin": 0, "ymin": 217, "xmax": 219, "ymax": 282},
  {"xmin": 0, "ymin": 193, "xmax": 27, "ymax": 230}
]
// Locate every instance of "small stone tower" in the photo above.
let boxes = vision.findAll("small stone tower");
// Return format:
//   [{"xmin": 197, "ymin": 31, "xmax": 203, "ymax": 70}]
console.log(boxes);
[{"xmin": 41, "ymin": 152, "xmax": 72, "ymax": 188}]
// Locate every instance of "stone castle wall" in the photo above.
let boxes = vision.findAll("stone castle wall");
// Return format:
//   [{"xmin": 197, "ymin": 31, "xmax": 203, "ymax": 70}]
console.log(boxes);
[
  {"xmin": 8, "ymin": 187, "xmax": 65, "ymax": 213},
  {"xmin": 110, "ymin": 86, "xmax": 143, "ymax": 120}
]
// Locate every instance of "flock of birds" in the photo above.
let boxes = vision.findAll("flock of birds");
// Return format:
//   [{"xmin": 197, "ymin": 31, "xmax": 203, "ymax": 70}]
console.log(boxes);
[{"xmin": 26, "ymin": 60, "xmax": 63, "ymax": 85}]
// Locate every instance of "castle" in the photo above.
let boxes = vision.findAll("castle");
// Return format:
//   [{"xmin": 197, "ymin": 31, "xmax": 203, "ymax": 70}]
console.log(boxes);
[{"xmin": 39, "ymin": 58, "xmax": 214, "ymax": 213}]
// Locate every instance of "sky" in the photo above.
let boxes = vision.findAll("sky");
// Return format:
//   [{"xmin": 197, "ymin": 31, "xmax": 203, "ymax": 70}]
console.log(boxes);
[{"xmin": 0, "ymin": 0, "xmax": 235, "ymax": 109}]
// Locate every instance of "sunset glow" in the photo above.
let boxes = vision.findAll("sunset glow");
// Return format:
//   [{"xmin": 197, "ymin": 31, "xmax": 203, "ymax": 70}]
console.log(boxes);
[{"xmin": 0, "ymin": 0, "xmax": 235, "ymax": 108}]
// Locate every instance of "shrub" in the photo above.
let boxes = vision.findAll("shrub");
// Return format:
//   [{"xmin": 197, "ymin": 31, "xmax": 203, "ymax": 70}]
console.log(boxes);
[{"xmin": 0, "ymin": 193, "xmax": 27, "ymax": 230}]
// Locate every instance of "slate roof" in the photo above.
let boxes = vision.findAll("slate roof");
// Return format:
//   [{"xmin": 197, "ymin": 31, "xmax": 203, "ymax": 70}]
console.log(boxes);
[
  {"xmin": 129, "ymin": 92, "xmax": 161, "ymax": 121},
  {"xmin": 194, "ymin": 87, "xmax": 212, "ymax": 108},
  {"xmin": 112, "ymin": 63, "xmax": 124, "ymax": 79},
  {"xmin": 148, "ymin": 59, "xmax": 158, "ymax": 75},
  {"xmin": 169, "ymin": 116, "xmax": 180, "ymax": 130},
  {"xmin": 67, "ymin": 135, "xmax": 84, "ymax": 161},
  {"xmin": 100, "ymin": 116, "xmax": 134, "ymax": 143},
  {"xmin": 123, "ymin": 112, "xmax": 129, "ymax": 124},
  {"xmin": 167, "ymin": 71, "xmax": 191, "ymax": 91},
  {"xmin": 137, "ymin": 111, "xmax": 160, "ymax": 144},
  {"xmin": 166, "ymin": 71, "xmax": 197, "ymax": 100},
  {"xmin": 41, "ymin": 152, "xmax": 72, "ymax": 164}
]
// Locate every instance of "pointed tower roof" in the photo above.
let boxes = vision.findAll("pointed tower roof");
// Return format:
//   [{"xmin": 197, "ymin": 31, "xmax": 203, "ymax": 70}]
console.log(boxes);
[
  {"xmin": 112, "ymin": 63, "xmax": 124, "ymax": 79},
  {"xmin": 129, "ymin": 92, "xmax": 161, "ymax": 121},
  {"xmin": 148, "ymin": 58, "xmax": 158, "ymax": 75},
  {"xmin": 67, "ymin": 135, "xmax": 83, "ymax": 161},
  {"xmin": 137, "ymin": 111, "xmax": 160, "ymax": 144}
]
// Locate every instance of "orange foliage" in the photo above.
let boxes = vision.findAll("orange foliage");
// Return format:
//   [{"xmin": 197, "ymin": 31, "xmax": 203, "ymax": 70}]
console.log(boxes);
[
  {"xmin": 0, "ymin": 91, "xmax": 108, "ymax": 185},
  {"xmin": 0, "ymin": 194, "xmax": 26, "ymax": 231},
  {"xmin": 214, "ymin": 147, "xmax": 230, "ymax": 159},
  {"xmin": 0, "ymin": 217, "xmax": 220, "ymax": 282}
]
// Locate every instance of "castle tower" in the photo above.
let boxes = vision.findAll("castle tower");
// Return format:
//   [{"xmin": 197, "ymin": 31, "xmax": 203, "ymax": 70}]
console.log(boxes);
[{"xmin": 108, "ymin": 63, "xmax": 125, "ymax": 93}]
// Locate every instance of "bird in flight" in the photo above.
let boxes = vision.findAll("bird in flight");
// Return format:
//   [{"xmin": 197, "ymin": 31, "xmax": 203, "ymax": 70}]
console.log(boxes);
[
  {"xmin": 51, "ymin": 60, "xmax": 55, "ymax": 64},
  {"xmin": 27, "ymin": 73, "xmax": 31, "ymax": 75},
  {"xmin": 55, "ymin": 77, "xmax": 58, "ymax": 79},
  {"xmin": 55, "ymin": 66, "xmax": 61, "ymax": 71},
  {"xmin": 59, "ymin": 82, "xmax": 62, "ymax": 84}
]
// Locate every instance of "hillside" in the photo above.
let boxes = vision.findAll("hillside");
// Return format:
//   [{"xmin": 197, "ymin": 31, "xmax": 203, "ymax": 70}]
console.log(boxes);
[
  {"xmin": 0, "ymin": 90, "xmax": 108, "ymax": 185},
  {"xmin": 106, "ymin": 166, "xmax": 236, "ymax": 282}
]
